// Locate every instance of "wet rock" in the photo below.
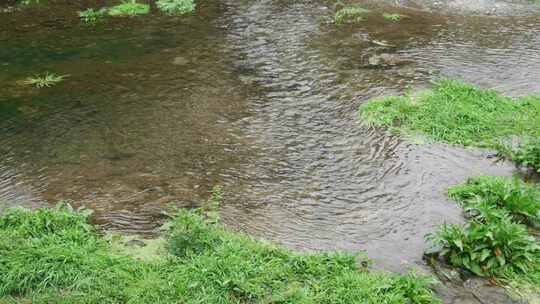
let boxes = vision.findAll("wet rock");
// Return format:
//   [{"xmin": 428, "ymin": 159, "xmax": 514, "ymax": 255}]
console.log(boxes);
[
  {"xmin": 367, "ymin": 53, "xmax": 410, "ymax": 67},
  {"xmin": 426, "ymin": 256, "xmax": 464, "ymax": 285},
  {"xmin": 465, "ymin": 278, "xmax": 524, "ymax": 304},
  {"xmin": 423, "ymin": 245, "xmax": 442, "ymax": 259},
  {"xmin": 0, "ymin": 0, "xmax": 18, "ymax": 11},
  {"xmin": 238, "ymin": 75, "xmax": 258, "ymax": 85},
  {"xmin": 172, "ymin": 56, "xmax": 190, "ymax": 66},
  {"xmin": 102, "ymin": 152, "xmax": 135, "ymax": 161},
  {"xmin": 371, "ymin": 40, "xmax": 396, "ymax": 47},
  {"xmin": 125, "ymin": 239, "xmax": 147, "ymax": 248},
  {"xmin": 0, "ymin": 6, "xmax": 18, "ymax": 13},
  {"xmin": 427, "ymin": 257, "xmax": 524, "ymax": 304},
  {"xmin": 433, "ymin": 284, "xmax": 482, "ymax": 304}
]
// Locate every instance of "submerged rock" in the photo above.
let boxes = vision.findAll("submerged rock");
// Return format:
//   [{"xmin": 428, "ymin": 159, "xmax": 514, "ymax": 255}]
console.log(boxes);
[
  {"xmin": 0, "ymin": 6, "xmax": 18, "ymax": 13},
  {"xmin": 125, "ymin": 239, "xmax": 147, "ymax": 248},
  {"xmin": 367, "ymin": 53, "xmax": 410, "ymax": 67},
  {"xmin": 464, "ymin": 278, "xmax": 521, "ymax": 304},
  {"xmin": 172, "ymin": 56, "xmax": 190, "ymax": 66},
  {"xmin": 425, "ymin": 255, "xmax": 525, "ymax": 304}
]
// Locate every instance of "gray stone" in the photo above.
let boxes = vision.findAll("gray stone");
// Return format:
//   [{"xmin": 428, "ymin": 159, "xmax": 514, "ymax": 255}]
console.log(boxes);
[
  {"xmin": 464, "ymin": 278, "xmax": 523, "ymax": 304},
  {"xmin": 367, "ymin": 53, "xmax": 410, "ymax": 67},
  {"xmin": 125, "ymin": 239, "xmax": 147, "ymax": 248},
  {"xmin": 172, "ymin": 56, "xmax": 190, "ymax": 66},
  {"xmin": 428, "ymin": 259, "xmax": 525, "ymax": 304}
]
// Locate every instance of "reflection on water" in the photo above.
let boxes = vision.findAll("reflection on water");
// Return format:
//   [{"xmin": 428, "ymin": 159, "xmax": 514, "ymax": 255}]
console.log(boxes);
[{"xmin": 1, "ymin": 0, "xmax": 539, "ymax": 270}]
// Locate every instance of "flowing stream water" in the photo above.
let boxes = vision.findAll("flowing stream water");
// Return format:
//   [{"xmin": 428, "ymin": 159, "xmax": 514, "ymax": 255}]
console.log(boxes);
[{"xmin": 1, "ymin": 0, "xmax": 539, "ymax": 275}]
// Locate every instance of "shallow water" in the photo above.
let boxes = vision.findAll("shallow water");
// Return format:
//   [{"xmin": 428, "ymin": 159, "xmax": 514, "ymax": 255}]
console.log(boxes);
[
  {"xmin": 1, "ymin": 0, "xmax": 539, "ymax": 271},
  {"xmin": 374, "ymin": 0, "xmax": 540, "ymax": 16}
]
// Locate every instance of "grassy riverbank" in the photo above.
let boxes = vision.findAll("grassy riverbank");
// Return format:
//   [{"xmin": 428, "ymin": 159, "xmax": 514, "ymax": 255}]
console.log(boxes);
[
  {"xmin": 360, "ymin": 80, "xmax": 540, "ymax": 299},
  {"xmin": 0, "ymin": 203, "xmax": 440, "ymax": 303},
  {"xmin": 359, "ymin": 79, "xmax": 540, "ymax": 171}
]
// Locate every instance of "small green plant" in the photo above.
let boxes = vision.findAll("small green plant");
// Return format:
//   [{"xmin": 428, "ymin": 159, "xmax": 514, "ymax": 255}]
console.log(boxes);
[
  {"xmin": 22, "ymin": 72, "xmax": 68, "ymax": 88},
  {"xmin": 165, "ymin": 208, "xmax": 222, "ymax": 258},
  {"xmin": 428, "ymin": 216, "xmax": 539, "ymax": 279},
  {"xmin": 199, "ymin": 185, "xmax": 222, "ymax": 223},
  {"xmin": 156, "ymin": 0, "xmax": 195, "ymax": 14},
  {"xmin": 334, "ymin": 6, "xmax": 370, "ymax": 24},
  {"xmin": 79, "ymin": 8, "xmax": 108, "ymax": 23},
  {"xmin": 108, "ymin": 0, "xmax": 150, "ymax": 16},
  {"xmin": 17, "ymin": 0, "xmax": 38, "ymax": 6},
  {"xmin": 165, "ymin": 185, "xmax": 222, "ymax": 258},
  {"xmin": 513, "ymin": 139, "xmax": 540, "ymax": 172},
  {"xmin": 382, "ymin": 12, "xmax": 403, "ymax": 22}
]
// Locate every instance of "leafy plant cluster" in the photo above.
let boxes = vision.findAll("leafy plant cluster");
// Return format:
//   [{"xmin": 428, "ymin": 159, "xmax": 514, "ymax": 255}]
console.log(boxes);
[
  {"xmin": 359, "ymin": 79, "xmax": 540, "ymax": 171},
  {"xmin": 16, "ymin": 0, "xmax": 38, "ymax": 6},
  {"xmin": 448, "ymin": 176, "xmax": 540, "ymax": 225},
  {"xmin": 107, "ymin": 0, "xmax": 150, "ymax": 17},
  {"xmin": 21, "ymin": 72, "xmax": 68, "ymax": 88},
  {"xmin": 78, "ymin": 8, "xmax": 108, "ymax": 23},
  {"xmin": 513, "ymin": 139, "xmax": 540, "ymax": 173},
  {"xmin": 334, "ymin": 5, "xmax": 370, "ymax": 24},
  {"xmin": 428, "ymin": 176, "xmax": 540, "ymax": 285},
  {"xmin": 382, "ymin": 13, "xmax": 403, "ymax": 22},
  {"xmin": 0, "ymin": 200, "xmax": 441, "ymax": 303},
  {"xmin": 332, "ymin": 6, "xmax": 407, "ymax": 25},
  {"xmin": 156, "ymin": 0, "xmax": 195, "ymax": 15},
  {"xmin": 78, "ymin": 0, "xmax": 196, "ymax": 23}
]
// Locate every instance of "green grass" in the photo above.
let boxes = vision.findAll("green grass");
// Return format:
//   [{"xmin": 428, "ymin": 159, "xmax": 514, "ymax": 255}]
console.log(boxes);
[
  {"xmin": 513, "ymin": 139, "xmax": 540, "ymax": 173},
  {"xmin": 156, "ymin": 0, "xmax": 195, "ymax": 14},
  {"xmin": 79, "ymin": 8, "xmax": 108, "ymax": 23},
  {"xmin": 16, "ymin": 0, "xmax": 38, "ymax": 6},
  {"xmin": 22, "ymin": 72, "xmax": 68, "ymax": 88},
  {"xmin": 334, "ymin": 6, "xmax": 370, "ymax": 24},
  {"xmin": 108, "ymin": 0, "xmax": 150, "ymax": 17},
  {"xmin": 359, "ymin": 79, "xmax": 540, "ymax": 171},
  {"xmin": 382, "ymin": 13, "xmax": 404, "ymax": 22},
  {"xmin": 0, "ymin": 202, "xmax": 441, "ymax": 303},
  {"xmin": 448, "ymin": 176, "xmax": 540, "ymax": 225},
  {"xmin": 428, "ymin": 176, "xmax": 540, "ymax": 295}
]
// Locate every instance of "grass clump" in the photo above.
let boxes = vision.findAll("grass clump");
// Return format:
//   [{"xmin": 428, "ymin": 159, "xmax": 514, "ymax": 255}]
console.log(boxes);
[
  {"xmin": 382, "ymin": 13, "xmax": 404, "ymax": 22},
  {"xmin": 156, "ymin": 0, "xmax": 195, "ymax": 14},
  {"xmin": 334, "ymin": 5, "xmax": 370, "ymax": 24},
  {"xmin": 0, "ymin": 198, "xmax": 441, "ymax": 303},
  {"xmin": 79, "ymin": 8, "xmax": 108, "ymax": 23},
  {"xmin": 0, "ymin": 204, "xmax": 133, "ymax": 297},
  {"xmin": 428, "ymin": 176, "xmax": 540, "ymax": 293},
  {"xmin": 22, "ymin": 72, "xmax": 68, "ymax": 88},
  {"xmin": 360, "ymin": 79, "xmax": 540, "ymax": 170},
  {"xmin": 16, "ymin": 0, "xmax": 38, "ymax": 6},
  {"xmin": 108, "ymin": 0, "xmax": 150, "ymax": 17},
  {"xmin": 448, "ymin": 176, "xmax": 540, "ymax": 225},
  {"xmin": 513, "ymin": 139, "xmax": 540, "ymax": 173}
]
